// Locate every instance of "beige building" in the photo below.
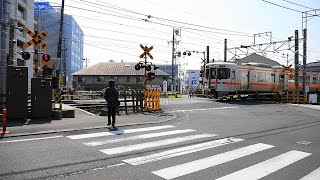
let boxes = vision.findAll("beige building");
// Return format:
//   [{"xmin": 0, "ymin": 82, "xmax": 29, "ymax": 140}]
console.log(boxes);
[{"xmin": 72, "ymin": 62, "xmax": 169, "ymax": 91}]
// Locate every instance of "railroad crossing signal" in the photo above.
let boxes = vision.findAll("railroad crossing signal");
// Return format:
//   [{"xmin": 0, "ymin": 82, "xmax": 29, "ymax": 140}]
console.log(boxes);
[
  {"xmin": 23, "ymin": 27, "xmax": 48, "ymax": 50},
  {"xmin": 140, "ymin": 44, "xmax": 153, "ymax": 59},
  {"xmin": 282, "ymin": 65, "xmax": 292, "ymax": 74}
]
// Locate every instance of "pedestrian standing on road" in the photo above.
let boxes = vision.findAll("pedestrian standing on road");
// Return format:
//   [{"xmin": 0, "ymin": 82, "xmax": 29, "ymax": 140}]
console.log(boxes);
[{"xmin": 104, "ymin": 79, "xmax": 119, "ymax": 128}]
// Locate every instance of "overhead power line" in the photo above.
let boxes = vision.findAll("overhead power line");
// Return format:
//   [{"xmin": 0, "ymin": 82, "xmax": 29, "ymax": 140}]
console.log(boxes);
[
  {"xmin": 282, "ymin": 0, "xmax": 314, "ymax": 10},
  {"xmin": 261, "ymin": 0, "xmax": 302, "ymax": 13}
]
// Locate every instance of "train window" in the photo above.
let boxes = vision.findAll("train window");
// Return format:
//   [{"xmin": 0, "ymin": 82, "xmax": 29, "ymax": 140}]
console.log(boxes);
[
  {"xmin": 217, "ymin": 68, "xmax": 230, "ymax": 79},
  {"xmin": 266, "ymin": 73, "xmax": 272, "ymax": 82},
  {"xmin": 210, "ymin": 68, "xmax": 216, "ymax": 79},
  {"xmin": 258, "ymin": 72, "xmax": 266, "ymax": 82},
  {"xmin": 312, "ymin": 77, "xmax": 317, "ymax": 84}
]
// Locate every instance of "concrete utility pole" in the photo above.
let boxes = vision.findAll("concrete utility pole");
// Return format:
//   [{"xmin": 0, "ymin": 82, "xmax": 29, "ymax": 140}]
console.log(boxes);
[
  {"xmin": 302, "ymin": 29, "xmax": 307, "ymax": 93},
  {"xmin": 171, "ymin": 28, "xmax": 175, "ymax": 92},
  {"xmin": 294, "ymin": 30, "xmax": 299, "ymax": 92},
  {"xmin": 57, "ymin": 0, "xmax": 65, "ymax": 86},
  {"xmin": 168, "ymin": 28, "xmax": 180, "ymax": 92},
  {"xmin": 0, "ymin": 0, "xmax": 9, "ymax": 108},
  {"xmin": 224, "ymin": 39, "xmax": 227, "ymax": 62}
]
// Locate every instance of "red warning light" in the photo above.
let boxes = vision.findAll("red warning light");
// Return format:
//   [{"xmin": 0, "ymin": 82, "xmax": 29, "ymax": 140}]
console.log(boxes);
[{"xmin": 42, "ymin": 54, "xmax": 50, "ymax": 62}]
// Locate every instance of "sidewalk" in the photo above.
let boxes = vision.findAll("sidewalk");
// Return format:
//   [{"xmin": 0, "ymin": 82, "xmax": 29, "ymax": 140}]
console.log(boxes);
[{"xmin": 1, "ymin": 104, "xmax": 176, "ymax": 138}]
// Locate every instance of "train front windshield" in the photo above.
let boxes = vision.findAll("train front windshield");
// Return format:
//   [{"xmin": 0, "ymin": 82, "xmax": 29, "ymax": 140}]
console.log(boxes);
[{"xmin": 209, "ymin": 68, "xmax": 230, "ymax": 79}]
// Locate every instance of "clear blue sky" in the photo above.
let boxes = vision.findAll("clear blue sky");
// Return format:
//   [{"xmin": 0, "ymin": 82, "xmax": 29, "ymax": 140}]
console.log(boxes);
[{"xmin": 46, "ymin": 0, "xmax": 320, "ymax": 69}]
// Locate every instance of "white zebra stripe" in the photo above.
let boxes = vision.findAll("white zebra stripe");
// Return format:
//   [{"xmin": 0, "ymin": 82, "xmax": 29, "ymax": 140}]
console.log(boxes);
[
  {"xmin": 216, "ymin": 150, "xmax": 311, "ymax": 180},
  {"xmin": 152, "ymin": 143, "xmax": 274, "ymax": 180},
  {"xmin": 84, "ymin": 129, "xmax": 196, "ymax": 146},
  {"xmin": 100, "ymin": 134, "xmax": 216, "ymax": 155},
  {"xmin": 123, "ymin": 137, "xmax": 244, "ymax": 165},
  {"xmin": 299, "ymin": 167, "xmax": 320, "ymax": 180},
  {"xmin": 66, "ymin": 125, "xmax": 175, "ymax": 139}
]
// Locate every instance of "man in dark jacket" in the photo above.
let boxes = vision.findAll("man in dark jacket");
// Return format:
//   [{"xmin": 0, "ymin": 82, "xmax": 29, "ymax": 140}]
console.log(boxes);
[{"xmin": 104, "ymin": 79, "xmax": 119, "ymax": 128}]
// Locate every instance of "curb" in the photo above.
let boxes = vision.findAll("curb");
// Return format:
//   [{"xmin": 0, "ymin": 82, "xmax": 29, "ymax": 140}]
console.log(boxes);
[{"xmin": 0, "ymin": 112, "xmax": 177, "ymax": 138}]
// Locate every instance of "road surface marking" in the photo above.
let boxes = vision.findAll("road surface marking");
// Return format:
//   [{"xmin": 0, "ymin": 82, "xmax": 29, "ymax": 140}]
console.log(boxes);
[
  {"xmin": 123, "ymin": 137, "xmax": 244, "ymax": 165},
  {"xmin": 216, "ymin": 150, "xmax": 311, "ymax": 180},
  {"xmin": 152, "ymin": 143, "xmax": 274, "ymax": 180},
  {"xmin": 100, "ymin": 134, "xmax": 216, "ymax": 155},
  {"xmin": 84, "ymin": 129, "xmax": 196, "ymax": 146},
  {"xmin": 300, "ymin": 167, "xmax": 320, "ymax": 180},
  {"xmin": 170, "ymin": 106, "xmax": 238, "ymax": 113},
  {"xmin": 0, "ymin": 135, "xmax": 63, "ymax": 144},
  {"xmin": 66, "ymin": 125, "xmax": 175, "ymax": 139}
]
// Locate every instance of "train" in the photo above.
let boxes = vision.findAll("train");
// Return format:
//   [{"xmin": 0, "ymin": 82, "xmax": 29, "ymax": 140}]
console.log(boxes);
[{"xmin": 202, "ymin": 61, "xmax": 320, "ymax": 99}]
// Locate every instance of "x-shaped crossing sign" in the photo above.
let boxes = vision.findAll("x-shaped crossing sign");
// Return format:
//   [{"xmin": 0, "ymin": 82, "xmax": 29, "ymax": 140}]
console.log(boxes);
[
  {"xmin": 23, "ymin": 27, "xmax": 48, "ymax": 50},
  {"xmin": 140, "ymin": 44, "xmax": 153, "ymax": 59}
]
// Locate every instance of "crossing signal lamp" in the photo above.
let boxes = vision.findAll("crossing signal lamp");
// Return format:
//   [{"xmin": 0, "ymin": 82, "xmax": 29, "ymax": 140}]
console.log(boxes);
[
  {"xmin": 135, "ymin": 62, "xmax": 145, "ymax": 70},
  {"xmin": 21, "ymin": 52, "xmax": 30, "ymax": 60},
  {"xmin": 200, "ymin": 70, "xmax": 204, "ymax": 77},
  {"xmin": 42, "ymin": 54, "xmax": 50, "ymax": 62},
  {"xmin": 147, "ymin": 72, "xmax": 155, "ymax": 81},
  {"xmin": 145, "ymin": 64, "xmax": 152, "ymax": 71}
]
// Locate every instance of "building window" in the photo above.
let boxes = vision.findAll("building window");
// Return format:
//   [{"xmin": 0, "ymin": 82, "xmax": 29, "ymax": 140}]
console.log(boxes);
[
  {"xmin": 97, "ymin": 76, "xmax": 104, "ymax": 82},
  {"xmin": 17, "ymin": 6, "xmax": 25, "ymax": 20},
  {"xmin": 125, "ymin": 76, "xmax": 130, "ymax": 82},
  {"xmin": 78, "ymin": 76, "xmax": 85, "ymax": 83}
]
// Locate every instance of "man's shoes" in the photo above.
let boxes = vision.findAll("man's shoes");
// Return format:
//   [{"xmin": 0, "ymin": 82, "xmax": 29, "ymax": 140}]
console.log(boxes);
[
  {"xmin": 112, "ymin": 124, "xmax": 115, "ymax": 128},
  {"xmin": 107, "ymin": 123, "xmax": 111, "ymax": 126}
]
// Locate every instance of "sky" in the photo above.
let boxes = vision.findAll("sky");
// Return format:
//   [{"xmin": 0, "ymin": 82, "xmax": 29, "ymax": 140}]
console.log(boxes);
[{"xmin": 45, "ymin": 0, "xmax": 320, "ymax": 70}]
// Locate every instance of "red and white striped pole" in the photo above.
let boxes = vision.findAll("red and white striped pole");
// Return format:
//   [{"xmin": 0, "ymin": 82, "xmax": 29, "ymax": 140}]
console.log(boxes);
[{"xmin": 1, "ymin": 106, "xmax": 9, "ymax": 135}]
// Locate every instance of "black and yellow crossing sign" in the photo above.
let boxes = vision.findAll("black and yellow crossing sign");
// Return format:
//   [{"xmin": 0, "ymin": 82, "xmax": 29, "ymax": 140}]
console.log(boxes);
[
  {"xmin": 201, "ymin": 58, "xmax": 206, "ymax": 64},
  {"xmin": 140, "ymin": 44, "xmax": 153, "ymax": 59},
  {"xmin": 282, "ymin": 65, "xmax": 292, "ymax": 74},
  {"xmin": 23, "ymin": 27, "xmax": 48, "ymax": 50}
]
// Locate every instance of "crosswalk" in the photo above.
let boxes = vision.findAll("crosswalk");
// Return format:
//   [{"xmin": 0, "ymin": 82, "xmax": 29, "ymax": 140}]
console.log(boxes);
[{"xmin": 66, "ymin": 125, "xmax": 319, "ymax": 180}]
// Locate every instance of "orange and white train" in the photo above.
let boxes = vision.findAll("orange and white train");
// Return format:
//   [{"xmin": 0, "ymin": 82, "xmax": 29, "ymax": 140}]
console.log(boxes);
[{"xmin": 202, "ymin": 62, "xmax": 320, "ymax": 99}]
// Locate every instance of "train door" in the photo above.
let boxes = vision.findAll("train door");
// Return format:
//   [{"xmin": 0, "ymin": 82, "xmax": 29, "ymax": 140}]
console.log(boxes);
[
  {"xmin": 240, "ymin": 70, "xmax": 249, "ymax": 90},
  {"xmin": 230, "ymin": 69, "xmax": 236, "ymax": 90},
  {"xmin": 209, "ymin": 67, "xmax": 217, "ymax": 89}
]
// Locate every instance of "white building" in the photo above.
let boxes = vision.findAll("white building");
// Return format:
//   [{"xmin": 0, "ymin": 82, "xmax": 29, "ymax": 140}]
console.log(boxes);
[
  {"xmin": 182, "ymin": 69, "xmax": 200, "ymax": 93},
  {"xmin": 8, "ymin": 0, "xmax": 36, "ymax": 92}
]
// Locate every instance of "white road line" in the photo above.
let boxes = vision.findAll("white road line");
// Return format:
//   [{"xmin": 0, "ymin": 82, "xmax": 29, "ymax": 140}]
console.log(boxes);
[
  {"xmin": 66, "ymin": 125, "xmax": 175, "ymax": 140},
  {"xmin": 152, "ymin": 143, "xmax": 274, "ymax": 180},
  {"xmin": 0, "ymin": 135, "xmax": 63, "ymax": 144},
  {"xmin": 170, "ymin": 106, "xmax": 238, "ymax": 113},
  {"xmin": 100, "ymin": 134, "xmax": 216, "ymax": 155},
  {"xmin": 216, "ymin": 150, "xmax": 311, "ymax": 180},
  {"xmin": 123, "ymin": 137, "xmax": 244, "ymax": 166},
  {"xmin": 84, "ymin": 129, "xmax": 196, "ymax": 146},
  {"xmin": 300, "ymin": 167, "xmax": 320, "ymax": 180}
]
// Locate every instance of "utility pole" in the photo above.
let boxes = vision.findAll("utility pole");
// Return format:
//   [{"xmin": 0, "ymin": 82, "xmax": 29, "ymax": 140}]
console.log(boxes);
[
  {"xmin": 206, "ymin": 46, "xmax": 209, "ymax": 64},
  {"xmin": 224, "ymin": 39, "xmax": 227, "ymax": 62},
  {"xmin": 57, "ymin": 0, "xmax": 65, "ymax": 86},
  {"xmin": 168, "ymin": 28, "xmax": 180, "ymax": 92},
  {"xmin": 171, "ymin": 28, "xmax": 175, "ymax": 92},
  {"xmin": 302, "ymin": 28, "xmax": 307, "ymax": 93},
  {"xmin": 0, "ymin": 0, "xmax": 9, "ymax": 108},
  {"xmin": 294, "ymin": 30, "xmax": 299, "ymax": 92}
]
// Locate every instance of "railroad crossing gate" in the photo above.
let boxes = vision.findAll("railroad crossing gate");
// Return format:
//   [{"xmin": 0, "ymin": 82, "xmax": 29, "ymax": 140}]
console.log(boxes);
[
  {"xmin": 140, "ymin": 44, "xmax": 153, "ymax": 59},
  {"xmin": 23, "ymin": 27, "xmax": 48, "ymax": 50}
]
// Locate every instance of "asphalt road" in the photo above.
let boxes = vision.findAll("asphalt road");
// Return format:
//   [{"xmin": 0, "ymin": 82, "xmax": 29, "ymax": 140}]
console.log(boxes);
[{"xmin": 0, "ymin": 97, "xmax": 319, "ymax": 180}]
